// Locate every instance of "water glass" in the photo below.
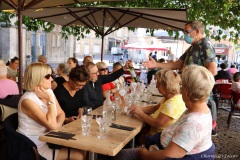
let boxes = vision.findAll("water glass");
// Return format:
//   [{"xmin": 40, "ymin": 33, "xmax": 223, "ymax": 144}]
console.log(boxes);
[{"xmin": 82, "ymin": 123, "xmax": 91, "ymax": 136}]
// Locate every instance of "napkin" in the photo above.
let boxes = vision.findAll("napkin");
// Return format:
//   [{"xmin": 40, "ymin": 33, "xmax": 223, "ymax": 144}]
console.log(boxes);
[
  {"xmin": 45, "ymin": 131, "xmax": 75, "ymax": 140},
  {"xmin": 110, "ymin": 123, "xmax": 135, "ymax": 131}
]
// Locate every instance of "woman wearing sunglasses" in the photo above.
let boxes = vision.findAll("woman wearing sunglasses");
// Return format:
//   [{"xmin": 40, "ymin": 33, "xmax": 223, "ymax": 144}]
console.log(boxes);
[
  {"xmin": 17, "ymin": 63, "xmax": 86, "ymax": 160},
  {"xmin": 54, "ymin": 65, "xmax": 89, "ymax": 124},
  {"xmin": 96, "ymin": 61, "xmax": 118, "ymax": 100}
]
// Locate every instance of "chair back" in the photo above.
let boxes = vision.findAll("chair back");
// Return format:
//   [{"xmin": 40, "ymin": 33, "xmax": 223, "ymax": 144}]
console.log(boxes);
[
  {"xmin": 4, "ymin": 113, "xmax": 46, "ymax": 160},
  {"xmin": 230, "ymin": 89, "xmax": 240, "ymax": 105},
  {"xmin": 215, "ymin": 83, "xmax": 232, "ymax": 99}
]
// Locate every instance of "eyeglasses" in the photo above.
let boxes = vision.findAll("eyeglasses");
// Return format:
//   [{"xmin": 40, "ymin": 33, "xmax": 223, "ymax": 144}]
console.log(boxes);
[
  {"xmin": 90, "ymin": 71, "xmax": 99, "ymax": 75},
  {"xmin": 72, "ymin": 79, "xmax": 86, "ymax": 87},
  {"xmin": 99, "ymin": 68, "xmax": 109, "ymax": 71},
  {"xmin": 183, "ymin": 29, "xmax": 195, "ymax": 35},
  {"xmin": 44, "ymin": 74, "xmax": 55, "ymax": 80}
]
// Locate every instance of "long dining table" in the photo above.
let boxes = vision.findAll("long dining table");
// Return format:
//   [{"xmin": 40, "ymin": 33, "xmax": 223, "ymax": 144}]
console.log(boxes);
[{"xmin": 39, "ymin": 95, "xmax": 163, "ymax": 160}]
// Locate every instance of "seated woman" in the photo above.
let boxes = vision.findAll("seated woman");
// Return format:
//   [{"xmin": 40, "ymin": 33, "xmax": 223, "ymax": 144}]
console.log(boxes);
[
  {"xmin": 17, "ymin": 63, "xmax": 86, "ymax": 160},
  {"xmin": 0, "ymin": 60, "xmax": 19, "ymax": 99},
  {"xmin": 67, "ymin": 57, "xmax": 79, "ymax": 69},
  {"xmin": 51, "ymin": 63, "xmax": 70, "ymax": 90},
  {"xmin": 6, "ymin": 56, "xmax": 19, "ymax": 81},
  {"xmin": 132, "ymin": 69, "xmax": 186, "ymax": 145},
  {"xmin": 96, "ymin": 61, "xmax": 118, "ymax": 100},
  {"xmin": 115, "ymin": 65, "xmax": 215, "ymax": 160},
  {"xmin": 54, "ymin": 65, "xmax": 89, "ymax": 123}
]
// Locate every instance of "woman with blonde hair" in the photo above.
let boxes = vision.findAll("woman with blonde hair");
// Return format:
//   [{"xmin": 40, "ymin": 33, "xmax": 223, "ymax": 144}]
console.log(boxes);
[
  {"xmin": 131, "ymin": 69, "xmax": 186, "ymax": 145},
  {"xmin": 17, "ymin": 63, "xmax": 86, "ymax": 160},
  {"xmin": 115, "ymin": 65, "xmax": 215, "ymax": 160}
]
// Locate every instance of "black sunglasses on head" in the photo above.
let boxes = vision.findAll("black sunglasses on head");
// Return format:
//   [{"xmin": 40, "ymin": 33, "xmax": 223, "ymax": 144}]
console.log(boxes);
[
  {"xmin": 99, "ymin": 68, "xmax": 108, "ymax": 71},
  {"xmin": 44, "ymin": 74, "xmax": 55, "ymax": 80}
]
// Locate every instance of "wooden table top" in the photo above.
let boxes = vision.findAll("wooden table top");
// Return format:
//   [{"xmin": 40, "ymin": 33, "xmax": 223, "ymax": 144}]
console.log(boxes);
[{"xmin": 39, "ymin": 96, "xmax": 163, "ymax": 156}]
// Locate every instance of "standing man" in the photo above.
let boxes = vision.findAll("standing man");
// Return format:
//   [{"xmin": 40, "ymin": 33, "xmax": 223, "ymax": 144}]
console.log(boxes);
[
  {"xmin": 143, "ymin": 21, "xmax": 217, "ymax": 76},
  {"xmin": 143, "ymin": 20, "xmax": 218, "ymax": 136},
  {"xmin": 167, "ymin": 50, "xmax": 176, "ymax": 62},
  {"xmin": 38, "ymin": 55, "xmax": 47, "ymax": 64}
]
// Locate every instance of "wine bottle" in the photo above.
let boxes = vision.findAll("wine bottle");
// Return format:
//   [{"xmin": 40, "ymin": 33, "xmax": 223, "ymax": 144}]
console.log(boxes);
[{"xmin": 129, "ymin": 67, "xmax": 138, "ymax": 82}]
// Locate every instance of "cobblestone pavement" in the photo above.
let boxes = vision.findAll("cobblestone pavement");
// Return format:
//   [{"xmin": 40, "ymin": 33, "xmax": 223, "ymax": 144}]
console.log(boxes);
[{"xmin": 212, "ymin": 109, "xmax": 240, "ymax": 160}]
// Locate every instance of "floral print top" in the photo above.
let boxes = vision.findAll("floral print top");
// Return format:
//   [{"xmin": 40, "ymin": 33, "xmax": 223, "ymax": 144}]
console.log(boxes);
[
  {"xmin": 161, "ymin": 110, "xmax": 212, "ymax": 155},
  {"xmin": 180, "ymin": 38, "xmax": 216, "ymax": 68}
]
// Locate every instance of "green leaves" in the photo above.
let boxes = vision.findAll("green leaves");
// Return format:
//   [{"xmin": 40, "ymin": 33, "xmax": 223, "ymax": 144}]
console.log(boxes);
[{"xmin": 0, "ymin": 0, "xmax": 239, "ymax": 43}]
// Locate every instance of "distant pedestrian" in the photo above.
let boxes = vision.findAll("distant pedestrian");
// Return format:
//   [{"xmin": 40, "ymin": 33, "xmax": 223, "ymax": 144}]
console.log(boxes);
[{"xmin": 228, "ymin": 64, "xmax": 238, "ymax": 77}]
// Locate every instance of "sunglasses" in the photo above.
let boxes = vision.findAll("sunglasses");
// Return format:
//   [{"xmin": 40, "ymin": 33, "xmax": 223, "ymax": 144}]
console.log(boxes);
[
  {"xmin": 99, "ymin": 68, "xmax": 109, "ymax": 71},
  {"xmin": 44, "ymin": 74, "xmax": 55, "ymax": 80}
]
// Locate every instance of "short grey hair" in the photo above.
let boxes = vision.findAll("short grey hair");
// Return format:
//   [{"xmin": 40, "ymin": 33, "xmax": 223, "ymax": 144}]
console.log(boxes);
[
  {"xmin": 38, "ymin": 55, "xmax": 47, "ymax": 62},
  {"xmin": 0, "ymin": 60, "xmax": 7, "ymax": 77},
  {"xmin": 58, "ymin": 63, "xmax": 70, "ymax": 75},
  {"xmin": 185, "ymin": 21, "xmax": 205, "ymax": 34},
  {"xmin": 182, "ymin": 65, "xmax": 214, "ymax": 102}
]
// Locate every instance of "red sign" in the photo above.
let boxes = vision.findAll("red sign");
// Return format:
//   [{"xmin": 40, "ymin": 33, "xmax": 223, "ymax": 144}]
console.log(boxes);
[{"xmin": 215, "ymin": 48, "xmax": 229, "ymax": 55}]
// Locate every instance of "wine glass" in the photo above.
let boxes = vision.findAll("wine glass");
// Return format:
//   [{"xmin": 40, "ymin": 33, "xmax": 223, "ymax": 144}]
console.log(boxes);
[{"xmin": 124, "ymin": 98, "xmax": 133, "ymax": 122}]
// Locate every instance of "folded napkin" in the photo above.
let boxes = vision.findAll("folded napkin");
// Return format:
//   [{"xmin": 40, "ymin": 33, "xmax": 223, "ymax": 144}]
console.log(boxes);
[
  {"xmin": 152, "ymin": 94, "xmax": 163, "ymax": 97},
  {"xmin": 110, "ymin": 123, "xmax": 135, "ymax": 131},
  {"xmin": 45, "ymin": 131, "xmax": 75, "ymax": 140}
]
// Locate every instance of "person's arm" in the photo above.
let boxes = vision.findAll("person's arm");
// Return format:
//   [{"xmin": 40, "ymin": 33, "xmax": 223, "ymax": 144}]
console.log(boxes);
[
  {"xmin": 205, "ymin": 62, "xmax": 217, "ymax": 76},
  {"xmin": 143, "ymin": 56, "xmax": 183, "ymax": 70},
  {"xmin": 21, "ymin": 89, "xmax": 59, "ymax": 130},
  {"xmin": 139, "ymin": 141, "xmax": 187, "ymax": 160}
]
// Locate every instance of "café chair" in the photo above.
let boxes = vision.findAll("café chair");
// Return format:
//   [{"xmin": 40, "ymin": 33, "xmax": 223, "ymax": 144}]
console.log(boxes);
[
  {"xmin": 214, "ymin": 83, "xmax": 232, "ymax": 110},
  {"xmin": 227, "ymin": 89, "xmax": 240, "ymax": 129},
  {"xmin": 0, "ymin": 104, "xmax": 18, "ymax": 141},
  {"xmin": 4, "ymin": 113, "xmax": 46, "ymax": 160}
]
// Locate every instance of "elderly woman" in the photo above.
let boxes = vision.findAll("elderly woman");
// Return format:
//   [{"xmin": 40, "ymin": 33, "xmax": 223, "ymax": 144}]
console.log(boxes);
[
  {"xmin": 96, "ymin": 61, "xmax": 118, "ymax": 100},
  {"xmin": 67, "ymin": 57, "xmax": 79, "ymax": 69},
  {"xmin": 54, "ymin": 65, "xmax": 89, "ymax": 123},
  {"xmin": 51, "ymin": 63, "xmax": 70, "ymax": 90},
  {"xmin": 17, "ymin": 63, "xmax": 86, "ymax": 160},
  {"xmin": 132, "ymin": 69, "xmax": 186, "ymax": 145},
  {"xmin": 115, "ymin": 65, "xmax": 215, "ymax": 160}
]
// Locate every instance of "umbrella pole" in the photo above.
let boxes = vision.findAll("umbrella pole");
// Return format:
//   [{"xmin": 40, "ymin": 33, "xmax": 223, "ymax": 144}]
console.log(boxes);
[
  {"xmin": 101, "ymin": 35, "xmax": 104, "ymax": 61},
  {"xmin": 17, "ymin": 7, "xmax": 23, "ymax": 93}
]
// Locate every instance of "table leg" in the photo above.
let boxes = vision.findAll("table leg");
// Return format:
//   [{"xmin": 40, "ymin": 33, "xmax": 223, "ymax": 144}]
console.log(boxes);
[
  {"xmin": 131, "ymin": 137, "xmax": 135, "ymax": 148},
  {"xmin": 89, "ymin": 151, "xmax": 96, "ymax": 160}
]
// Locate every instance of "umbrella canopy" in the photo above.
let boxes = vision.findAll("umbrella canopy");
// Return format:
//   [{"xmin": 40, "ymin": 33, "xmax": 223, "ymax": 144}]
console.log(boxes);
[
  {"xmin": 0, "ymin": 1, "xmax": 125, "ymax": 93},
  {"xmin": 21, "ymin": 6, "xmax": 188, "ymax": 60}
]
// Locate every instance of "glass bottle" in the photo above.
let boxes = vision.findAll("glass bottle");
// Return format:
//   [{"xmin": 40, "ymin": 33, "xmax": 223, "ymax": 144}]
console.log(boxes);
[
  {"xmin": 103, "ymin": 91, "xmax": 113, "ymax": 125},
  {"xmin": 129, "ymin": 67, "xmax": 138, "ymax": 82}
]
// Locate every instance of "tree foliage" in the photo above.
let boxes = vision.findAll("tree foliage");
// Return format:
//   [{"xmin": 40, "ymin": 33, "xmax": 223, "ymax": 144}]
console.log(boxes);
[{"xmin": 0, "ymin": 0, "xmax": 239, "ymax": 43}]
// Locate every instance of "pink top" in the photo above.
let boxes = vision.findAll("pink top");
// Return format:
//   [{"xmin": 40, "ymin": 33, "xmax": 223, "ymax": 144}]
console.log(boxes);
[
  {"xmin": 0, "ymin": 79, "xmax": 19, "ymax": 99},
  {"xmin": 228, "ymin": 68, "xmax": 238, "ymax": 75}
]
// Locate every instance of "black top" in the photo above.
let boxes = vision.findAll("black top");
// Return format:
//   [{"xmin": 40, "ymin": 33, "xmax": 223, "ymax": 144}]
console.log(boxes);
[
  {"xmin": 215, "ymin": 70, "xmax": 232, "ymax": 80},
  {"xmin": 82, "ymin": 68, "xmax": 124, "ymax": 109},
  {"xmin": 54, "ymin": 84, "xmax": 84, "ymax": 117},
  {"xmin": 54, "ymin": 77, "xmax": 66, "ymax": 86}
]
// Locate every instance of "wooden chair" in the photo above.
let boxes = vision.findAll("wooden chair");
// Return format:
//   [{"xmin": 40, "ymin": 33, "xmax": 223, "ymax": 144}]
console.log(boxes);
[
  {"xmin": 4, "ymin": 113, "xmax": 46, "ymax": 160},
  {"xmin": 227, "ymin": 89, "xmax": 240, "ymax": 129}
]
